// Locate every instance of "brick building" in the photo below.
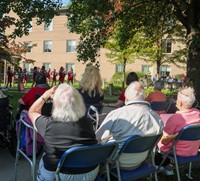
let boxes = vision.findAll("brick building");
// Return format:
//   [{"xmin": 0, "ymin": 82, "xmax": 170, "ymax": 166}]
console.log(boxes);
[{"xmin": 6, "ymin": 9, "xmax": 185, "ymax": 83}]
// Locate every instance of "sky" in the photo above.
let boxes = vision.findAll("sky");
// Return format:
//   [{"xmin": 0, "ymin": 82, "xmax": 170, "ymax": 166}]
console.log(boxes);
[{"xmin": 62, "ymin": 0, "xmax": 70, "ymax": 5}]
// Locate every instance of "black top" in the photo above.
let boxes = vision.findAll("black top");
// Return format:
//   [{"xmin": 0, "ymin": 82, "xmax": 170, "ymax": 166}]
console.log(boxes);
[
  {"xmin": 35, "ymin": 115, "xmax": 97, "ymax": 173},
  {"xmin": 78, "ymin": 88, "xmax": 104, "ymax": 105}
]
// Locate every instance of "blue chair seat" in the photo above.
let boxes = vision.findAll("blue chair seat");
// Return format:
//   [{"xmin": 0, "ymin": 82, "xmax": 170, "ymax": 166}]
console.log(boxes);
[
  {"xmin": 176, "ymin": 152, "xmax": 200, "ymax": 165},
  {"xmin": 112, "ymin": 162, "xmax": 156, "ymax": 181}
]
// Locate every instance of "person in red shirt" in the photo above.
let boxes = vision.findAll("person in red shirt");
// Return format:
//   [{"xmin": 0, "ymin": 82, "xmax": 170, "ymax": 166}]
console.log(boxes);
[
  {"xmin": 6, "ymin": 66, "xmax": 14, "ymax": 88},
  {"xmin": 145, "ymin": 81, "xmax": 166, "ymax": 102},
  {"xmin": 32, "ymin": 66, "xmax": 38, "ymax": 88},
  {"xmin": 46, "ymin": 68, "xmax": 51, "ymax": 84},
  {"xmin": 58, "ymin": 66, "xmax": 66, "ymax": 85},
  {"xmin": 22, "ymin": 68, "xmax": 28, "ymax": 87},
  {"xmin": 18, "ymin": 73, "xmax": 50, "ymax": 110},
  {"xmin": 51, "ymin": 69, "xmax": 58, "ymax": 86},
  {"xmin": 67, "ymin": 68, "xmax": 74, "ymax": 84},
  {"xmin": 104, "ymin": 72, "xmax": 139, "ymax": 108},
  {"xmin": 145, "ymin": 80, "xmax": 167, "ymax": 115}
]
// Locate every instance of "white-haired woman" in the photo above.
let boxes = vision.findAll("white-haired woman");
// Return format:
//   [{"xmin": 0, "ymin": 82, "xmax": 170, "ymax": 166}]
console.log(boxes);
[{"xmin": 28, "ymin": 84, "xmax": 98, "ymax": 181}]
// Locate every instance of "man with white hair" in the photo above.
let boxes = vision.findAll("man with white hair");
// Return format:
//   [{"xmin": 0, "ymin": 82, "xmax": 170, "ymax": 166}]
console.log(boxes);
[
  {"xmin": 96, "ymin": 81, "xmax": 163, "ymax": 170},
  {"xmin": 28, "ymin": 84, "xmax": 98, "ymax": 181},
  {"xmin": 156, "ymin": 86, "xmax": 200, "ymax": 167}
]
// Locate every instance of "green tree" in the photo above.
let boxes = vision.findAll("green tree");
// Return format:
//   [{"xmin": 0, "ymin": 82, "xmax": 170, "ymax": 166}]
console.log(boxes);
[
  {"xmin": 67, "ymin": 0, "xmax": 200, "ymax": 102},
  {"xmin": 0, "ymin": 0, "xmax": 62, "ymax": 64}
]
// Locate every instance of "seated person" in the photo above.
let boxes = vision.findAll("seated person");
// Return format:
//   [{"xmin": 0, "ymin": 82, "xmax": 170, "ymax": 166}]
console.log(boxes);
[
  {"xmin": 104, "ymin": 72, "xmax": 138, "ymax": 108},
  {"xmin": 78, "ymin": 65, "xmax": 104, "ymax": 113},
  {"xmin": 18, "ymin": 73, "xmax": 50, "ymax": 111},
  {"xmin": 156, "ymin": 87, "xmax": 200, "ymax": 168},
  {"xmin": 28, "ymin": 84, "xmax": 98, "ymax": 181},
  {"xmin": 145, "ymin": 80, "xmax": 166, "ymax": 102},
  {"xmin": 16, "ymin": 73, "xmax": 50, "ymax": 156},
  {"xmin": 96, "ymin": 81, "xmax": 163, "ymax": 170},
  {"xmin": 145, "ymin": 80, "xmax": 167, "ymax": 115}
]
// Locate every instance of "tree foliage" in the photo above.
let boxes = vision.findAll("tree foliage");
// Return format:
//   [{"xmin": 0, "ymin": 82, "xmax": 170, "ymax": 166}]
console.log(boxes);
[
  {"xmin": 0, "ymin": 0, "xmax": 62, "ymax": 65},
  {"xmin": 67, "ymin": 0, "xmax": 200, "ymax": 102}
]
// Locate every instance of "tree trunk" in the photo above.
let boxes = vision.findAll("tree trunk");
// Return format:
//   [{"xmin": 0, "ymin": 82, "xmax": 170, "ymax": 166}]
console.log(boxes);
[
  {"xmin": 186, "ymin": 31, "xmax": 200, "ymax": 103},
  {"xmin": 122, "ymin": 57, "xmax": 127, "ymax": 89}
]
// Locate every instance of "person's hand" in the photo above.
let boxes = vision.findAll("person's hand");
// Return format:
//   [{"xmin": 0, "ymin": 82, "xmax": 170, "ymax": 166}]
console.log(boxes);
[{"xmin": 43, "ymin": 86, "xmax": 57, "ymax": 100}]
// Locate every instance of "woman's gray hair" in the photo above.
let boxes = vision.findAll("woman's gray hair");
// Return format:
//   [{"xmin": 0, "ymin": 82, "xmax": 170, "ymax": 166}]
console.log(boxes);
[
  {"xmin": 52, "ymin": 84, "xmax": 86, "ymax": 122},
  {"xmin": 154, "ymin": 81, "xmax": 164, "ymax": 91},
  {"xmin": 125, "ymin": 81, "xmax": 145, "ymax": 103},
  {"xmin": 178, "ymin": 87, "xmax": 196, "ymax": 109}
]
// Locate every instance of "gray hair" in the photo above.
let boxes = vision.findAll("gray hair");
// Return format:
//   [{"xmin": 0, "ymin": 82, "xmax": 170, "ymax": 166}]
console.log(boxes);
[
  {"xmin": 125, "ymin": 81, "xmax": 145, "ymax": 103},
  {"xmin": 154, "ymin": 81, "xmax": 164, "ymax": 91},
  {"xmin": 178, "ymin": 87, "xmax": 196, "ymax": 109},
  {"xmin": 52, "ymin": 84, "xmax": 86, "ymax": 122}
]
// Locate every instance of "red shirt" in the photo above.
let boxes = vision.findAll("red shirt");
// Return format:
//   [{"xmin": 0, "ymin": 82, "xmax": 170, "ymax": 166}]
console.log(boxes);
[
  {"xmin": 118, "ymin": 89, "xmax": 126, "ymax": 102},
  {"xmin": 22, "ymin": 87, "xmax": 49, "ymax": 109}
]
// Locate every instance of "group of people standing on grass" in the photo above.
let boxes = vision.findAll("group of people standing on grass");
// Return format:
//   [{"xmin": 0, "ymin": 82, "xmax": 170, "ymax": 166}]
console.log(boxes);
[{"xmin": 15, "ymin": 63, "xmax": 200, "ymax": 180}]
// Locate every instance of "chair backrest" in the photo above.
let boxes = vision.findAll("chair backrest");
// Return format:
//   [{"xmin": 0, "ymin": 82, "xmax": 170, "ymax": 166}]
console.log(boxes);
[
  {"xmin": 175, "ymin": 124, "xmax": 200, "ymax": 141},
  {"xmin": 119, "ymin": 134, "xmax": 162, "ymax": 154},
  {"xmin": 56, "ymin": 142, "xmax": 118, "ymax": 173},
  {"xmin": 150, "ymin": 101, "xmax": 171, "ymax": 112}
]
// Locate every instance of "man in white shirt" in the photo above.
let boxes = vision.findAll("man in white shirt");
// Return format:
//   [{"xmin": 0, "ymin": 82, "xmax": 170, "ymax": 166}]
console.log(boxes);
[{"xmin": 96, "ymin": 81, "xmax": 163, "ymax": 170}]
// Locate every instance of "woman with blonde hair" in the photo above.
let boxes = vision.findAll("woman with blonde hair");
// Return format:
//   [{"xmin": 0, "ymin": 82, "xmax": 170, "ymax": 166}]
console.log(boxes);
[{"xmin": 78, "ymin": 65, "xmax": 104, "ymax": 112}]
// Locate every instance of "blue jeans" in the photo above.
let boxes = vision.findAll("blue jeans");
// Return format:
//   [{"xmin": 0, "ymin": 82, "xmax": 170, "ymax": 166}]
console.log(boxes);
[{"xmin": 37, "ymin": 157, "xmax": 99, "ymax": 181}]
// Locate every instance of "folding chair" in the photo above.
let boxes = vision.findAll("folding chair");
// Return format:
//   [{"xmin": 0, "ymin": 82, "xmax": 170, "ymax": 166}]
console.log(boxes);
[
  {"xmin": 150, "ymin": 101, "xmax": 171, "ymax": 113},
  {"xmin": 55, "ymin": 142, "xmax": 118, "ymax": 181},
  {"xmin": 14, "ymin": 110, "xmax": 37, "ymax": 181},
  {"xmin": 111, "ymin": 134, "xmax": 162, "ymax": 181},
  {"xmin": 157, "ymin": 124, "xmax": 200, "ymax": 181},
  {"xmin": 87, "ymin": 105, "xmax": 101, "ymax": 131}
]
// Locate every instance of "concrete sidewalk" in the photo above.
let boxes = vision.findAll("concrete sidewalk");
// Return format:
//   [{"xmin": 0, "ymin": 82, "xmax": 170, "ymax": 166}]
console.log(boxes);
[{"xmin": 0, "ymin": 147, "xmax": 40, "ymax": 181}]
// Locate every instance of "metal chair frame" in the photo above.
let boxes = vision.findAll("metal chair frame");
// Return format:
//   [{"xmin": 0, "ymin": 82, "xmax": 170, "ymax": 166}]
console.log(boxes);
[
  {"xmin": 157, "ymin": 124, "xmax": 200, "ymax": 181},
  {"xmin": 14, "ymin": 110, "xmax": 37, "ymax": 181},
  {"xmin": 111, "ymin": 134, "xmax": 162, "ymax": 181}
]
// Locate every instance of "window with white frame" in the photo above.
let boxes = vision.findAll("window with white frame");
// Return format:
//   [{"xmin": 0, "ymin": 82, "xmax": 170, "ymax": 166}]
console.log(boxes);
[
  {"xmin": 115, "ymin": 64, "xmax": 123, "ymax": 72},
  {"xmin": 43, "ymin": 63, "xmax": 51, "ymax": 70},
  {"xmin": 66, "ymin": 40, "xmax": 76, "ymax": 52},
  {"xmin": 162, "ymin": 39, "xmax": 172, "ymax": 53},
  {"xmin": 23, "ymin": 63, "xmax": 31, "ymax": 72},
  {"xmin": 142, "ymin": 65, "xmax": 153, "ymax": 75},
  {"xmin": 160, "ymin": 65, "xmax": 171, "ymax": 76},
  {"xmin": 44, "ymin": 20, "xmax": 53, "ymax": 31},
  {"xmin": 24, "ymin": 41, "xmax": 32, "ymax": 53},
  {"xmin": 66, "ymin": 63, "xmax": 75, "ymax": 72},
  {"xmin": 28, "ymin": 21, "xmax": 32, "ymax": 32},
  {"xmin": 43, "ymin": 40, "xmax": 52, "ymax": 52}
]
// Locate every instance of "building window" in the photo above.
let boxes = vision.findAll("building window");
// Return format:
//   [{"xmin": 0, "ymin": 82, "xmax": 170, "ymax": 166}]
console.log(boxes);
[
  {"xmin": 43, "ymin": 40, "xmax": 52, "ymax": 52},
  {"xmin": 66, "ymin": 63, "xmax": 75, "ymax": 72},
  {"xmin": 142, "ymin": 65, "xmax": 152, "ymax": 75},
  {"xmin": 28, "ymin": 21, "xmax": 32, "ymax": 32},
  {"xmin": 66, "ymin": 40, "xmax": 76, "ymax": 52},
  {"xmin": 43, "ymin": 63, "xmax": 51, "ymax": 70},
  {"xmin": 23, "ymin": 63, "xmax": 31, "ymax": 72},
  {"xmin": 160, "ymin": 65, "xmax": 171, "ymax": 77},
  {"xmin": 24, "ymin": 41, "xmax": 32, "ymax": 53},
  {"xmin": 162, "ymin": 39, "xmax": 172, "ymax": 53},
  {"xmin": 44, "ymin": 20, "xmax": 53, "ymax": 31},
  {"xmin": 115, "ymin": 64, "xmax": 123, "ymax": 72}
]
